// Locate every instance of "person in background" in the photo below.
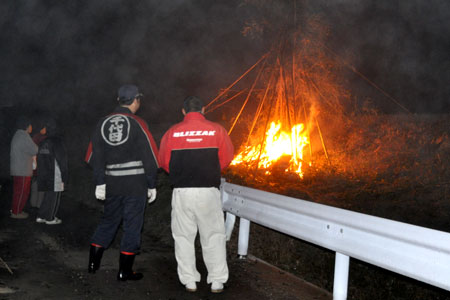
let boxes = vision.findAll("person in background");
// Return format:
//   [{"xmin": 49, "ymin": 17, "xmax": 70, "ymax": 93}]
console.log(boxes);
[
  {"xmin": 158, "ymin": 96, "xmax": 234, "ymax": 294},
  {"xmin": 36, "ymin": 119, "xmax": 68, "ymax": 225},
  {"xmin": 10, "ymin": 116, "xmax": 38, "ymax": 219},
  {"xmin": 29, "ymin": 121, "xmax": 47, "ymax": 209},
  {"xmin": 85, "ymin": 84, "xmax": 159, "ymax": 281}
]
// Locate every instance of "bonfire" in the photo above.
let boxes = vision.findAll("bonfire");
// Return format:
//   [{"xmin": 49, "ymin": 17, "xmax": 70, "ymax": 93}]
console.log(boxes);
[{"xmin": 205, "ymin": 28, "xmax": 348, "ymax": 179}]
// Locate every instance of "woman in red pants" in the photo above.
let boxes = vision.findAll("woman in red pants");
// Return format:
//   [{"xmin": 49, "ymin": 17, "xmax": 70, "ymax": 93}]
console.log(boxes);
[{"xmin": 10, "ymin": 116, "xmax": 38, "ymax": 219}]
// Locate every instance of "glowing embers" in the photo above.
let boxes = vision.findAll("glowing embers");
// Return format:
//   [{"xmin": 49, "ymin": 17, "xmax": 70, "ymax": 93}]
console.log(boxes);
[{"xmin": 231, "ymin": 121, "xmax": 309, "ymax": 178}]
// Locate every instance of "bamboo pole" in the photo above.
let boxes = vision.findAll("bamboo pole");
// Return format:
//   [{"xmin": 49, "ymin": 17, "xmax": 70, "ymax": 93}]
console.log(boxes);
[
  {"xmin": 205, "ymin": 52, "xmax": 270, "ymax": 110},
  {"xmin": 315, "ymin": 117, "xmax": 330, "ymax": 164},
  {"xmin": 205, "ymin": 89, "xmax": 246, "ymax": 114},
  {"xmin": 298, "ymin": 63, "xmax": 313, "ymax": 158},
  {"xmin": 246, "ymin": 66, "xmax": 277, "ymax": 146},
  {"xmin": 228, "ymin": 57, "xmax": 268, "ymax": 135},
  {"xmin": 253, "ymin": 80, "xmax": 277, "ymax": 176},
  {"xmin": 280, "ymin": 65, "xmax": 293, "ymax": 130},
  {"xmin": 316, "ymin": 41, "xmax": 411, "ymax": 114},
  {"xmin": 0, "ymin": 256, "xmax": 13, "ymax": 275}
]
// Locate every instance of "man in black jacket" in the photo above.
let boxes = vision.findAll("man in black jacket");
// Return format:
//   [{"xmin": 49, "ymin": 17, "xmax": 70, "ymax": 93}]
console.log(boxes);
[
  {"xmin": 85, "ymin": 84, "xmax": 159, "ymax": 281},
  {"xmin": 36, "ymin": 119, "xmax": 68, "ymax": 225}
]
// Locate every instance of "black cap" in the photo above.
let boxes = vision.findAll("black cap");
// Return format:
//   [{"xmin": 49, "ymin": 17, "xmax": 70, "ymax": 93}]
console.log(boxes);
[
  {"xmin": 117, "ymin": 84, "xmax": 143, "ymax": 102},
  {"xmin": 15, "ymin": 116, "xmax": 31, "ymax": 130},
  {"xmin": 45, "ymin": 118, "xmax": 58, "ymax": 136}
]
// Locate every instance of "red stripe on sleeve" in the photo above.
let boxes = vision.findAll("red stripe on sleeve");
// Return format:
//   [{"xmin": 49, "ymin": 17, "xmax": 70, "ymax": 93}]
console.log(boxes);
[
  {"xmin": 125, "ymin": 113, "xmax": 160, "ymax": 168},
  {"xmin": 85, "ymin": 141, "xmax": 93, "ymax": 163},
  {"xmin": 158, "ymin": 130, "xmax": 171, "ymax": 173}
]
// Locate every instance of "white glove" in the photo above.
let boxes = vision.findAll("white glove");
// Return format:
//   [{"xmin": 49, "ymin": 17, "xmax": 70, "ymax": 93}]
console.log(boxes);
[
  {"xmin": 95, "ymin": 184, "xmax": 106, "ymax": 200},
  {"xmin": 32, "ymin": 156, "xmax": 37, "ymax": 170},
  {"xmin": 147, "ymin": 188, "xmax": 157, "ymax": 204}
]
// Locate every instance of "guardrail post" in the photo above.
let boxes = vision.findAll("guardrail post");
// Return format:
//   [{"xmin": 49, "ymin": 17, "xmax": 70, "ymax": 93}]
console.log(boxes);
[
  {"xmin": 333, "ymin": 252, "xmax": 350, "ymax": 300},
  {"xmin": 225, "ymin": 212, "xmax": 236, "ymax": 241},
  {"xmin": 238, "ymin": 217, "xmax": 250, "ymax": 259}
]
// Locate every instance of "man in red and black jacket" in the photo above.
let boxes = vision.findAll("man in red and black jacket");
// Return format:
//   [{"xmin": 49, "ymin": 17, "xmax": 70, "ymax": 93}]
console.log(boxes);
[
  {"xmin": 85, "ymin": 84, "xmax": 159, "ymax": 281},
  {"xmin": 159, "ymin": 96, "xmax": 234, "ymax": 294}
]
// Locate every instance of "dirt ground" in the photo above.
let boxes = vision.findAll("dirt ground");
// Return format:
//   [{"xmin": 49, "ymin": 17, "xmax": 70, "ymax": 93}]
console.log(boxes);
[{"xmin": 0, "ymin": 177, "xmax": 331, "ymax": 300}]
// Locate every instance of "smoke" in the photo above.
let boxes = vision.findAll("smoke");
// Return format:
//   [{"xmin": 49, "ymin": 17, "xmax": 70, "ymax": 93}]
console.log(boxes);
[
  {"xmin": 0, "ymin": 0, "xmax": 449, "ymax": 129},
  {"xmin": 232, "ymin": 0, "xmax": 450, "ymax": 113},
  {"xmin": 0, "ymin": 1, "xmax": 257, "ymax": 122},
  {"xmin": 309, "ymin": 0, "xmax": 450, "ymax": 113}
]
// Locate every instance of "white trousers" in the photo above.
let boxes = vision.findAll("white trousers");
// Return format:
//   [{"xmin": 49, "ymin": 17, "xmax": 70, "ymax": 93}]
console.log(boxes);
[{"xmin": 171, "ymin": 187, "xmax": 228, "ymax": 284}]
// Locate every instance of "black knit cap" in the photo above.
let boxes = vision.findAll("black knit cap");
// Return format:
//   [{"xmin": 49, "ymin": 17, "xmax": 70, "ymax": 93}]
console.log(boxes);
[
  {"xmin": 15, "ymin": 116, "xmax": 31, "ymax": 130},
  {"xmin": 45, "ymin": 118, "xmax": 58, "ymax": 136}
]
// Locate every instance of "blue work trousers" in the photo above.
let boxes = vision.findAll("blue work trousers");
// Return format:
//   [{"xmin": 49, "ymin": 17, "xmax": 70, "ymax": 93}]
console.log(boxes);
[{"xmin": 91, "ymin": 195, "xmax": 147, "ymax": 253}]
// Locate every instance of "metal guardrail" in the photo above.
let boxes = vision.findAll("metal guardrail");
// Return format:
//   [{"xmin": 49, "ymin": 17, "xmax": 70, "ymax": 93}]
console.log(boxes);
[{"xmin": 220, "ymin": 180, "xmax": 450, "ymax": 300}]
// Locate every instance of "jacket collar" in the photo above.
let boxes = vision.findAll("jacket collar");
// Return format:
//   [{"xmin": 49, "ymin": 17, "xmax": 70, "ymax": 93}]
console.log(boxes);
[
  {"xmin": 184, "ymin": 112, "xmax": 205, "ymax": 121},
  {"xmin": 113, "ymin": 106, "xmax": 133, "ymax": 114}
]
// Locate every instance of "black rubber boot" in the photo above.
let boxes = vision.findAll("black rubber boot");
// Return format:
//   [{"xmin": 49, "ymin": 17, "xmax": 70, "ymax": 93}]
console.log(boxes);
[
  {"xmin": 117, "ymin": 253, "xmax": 143, "ymax": 281},
  {"xmin": 88, "ymin": 245, "xmax": 104, "ymax": 273}
]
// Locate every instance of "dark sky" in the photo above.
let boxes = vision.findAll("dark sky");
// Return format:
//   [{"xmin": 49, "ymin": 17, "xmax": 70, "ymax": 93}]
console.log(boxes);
[
  {"xmin": 314, "ymin": 1, "xmax": 450, "ymax": 114},
  {"xmin": 0, "ymin": 0, "xmax": 449, "ymax": 126}
]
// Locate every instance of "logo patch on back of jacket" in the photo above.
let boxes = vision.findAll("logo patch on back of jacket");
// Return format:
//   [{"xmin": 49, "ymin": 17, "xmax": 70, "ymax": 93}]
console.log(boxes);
[{"xmin": 101, "ymin": 114, "xmax": 130, "ymax": 146}]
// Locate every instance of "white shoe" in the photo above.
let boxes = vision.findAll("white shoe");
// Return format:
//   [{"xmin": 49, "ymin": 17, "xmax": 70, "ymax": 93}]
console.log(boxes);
[
  {"xmin": 36, "ymin": 217, "xmax": 47, "ymax": 223},
  {"xmin": 10, "ymin": 211, "xmax": 29, "ymax": 219},
  {"xmin": 211, "ymin": 281, "xmax": 224, "ymax": 293},
  {"xmin": 185, "ymin": 282, "xmax": 197, "ymax": 292},
  {"xmin": 45, "ymin": 217, "xmax": 62, "ymax": 225}
]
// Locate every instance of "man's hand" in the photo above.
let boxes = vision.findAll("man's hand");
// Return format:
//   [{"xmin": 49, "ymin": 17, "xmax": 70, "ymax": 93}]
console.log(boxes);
[
  {"xmin": 32, "ymin": 156, "xmax": 37, "ymax": 170},
  {"xmin": 148, "ymin": 188, "xmax": 157, "ymax": 204},
  {"xmin": 95, "ymin": 184, "xmax": 106, "ymax": 200}
]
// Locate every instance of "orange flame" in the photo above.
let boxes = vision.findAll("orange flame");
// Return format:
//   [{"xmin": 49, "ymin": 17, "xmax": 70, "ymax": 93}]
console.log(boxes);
[{"xmin": 231, "ymin": 121, "xmax": 309, "ymax": 178}]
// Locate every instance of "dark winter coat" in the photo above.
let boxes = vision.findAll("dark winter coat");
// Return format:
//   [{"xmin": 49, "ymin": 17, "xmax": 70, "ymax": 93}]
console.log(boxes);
[
  {"xmin": 37, "ymin": 135, "xmax": 68, "ymax": 192},
  {"xmin": 85, "ymin": 106, "xmax": 159, "ymax": 197}
]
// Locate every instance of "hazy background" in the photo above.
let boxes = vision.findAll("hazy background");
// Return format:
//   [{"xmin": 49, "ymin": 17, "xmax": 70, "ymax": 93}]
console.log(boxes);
[{"xmin": 0, "ymin": 0, "xmax": 449, "ymax": 129}]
